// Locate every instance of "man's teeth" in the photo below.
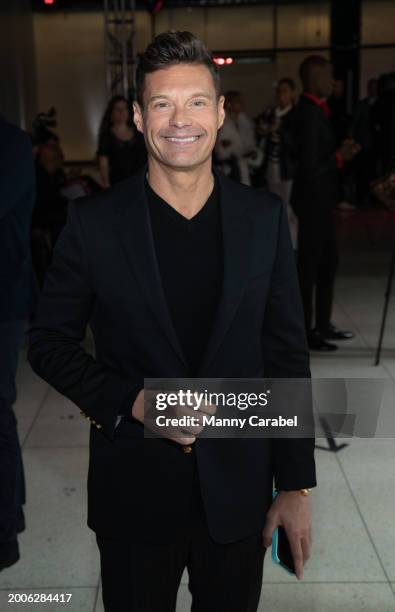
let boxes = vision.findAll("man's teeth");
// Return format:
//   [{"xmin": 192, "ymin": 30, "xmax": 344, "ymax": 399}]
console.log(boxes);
[{"xmin": 166, "ymin": 136, "xmax": 199, "ymax": 143}]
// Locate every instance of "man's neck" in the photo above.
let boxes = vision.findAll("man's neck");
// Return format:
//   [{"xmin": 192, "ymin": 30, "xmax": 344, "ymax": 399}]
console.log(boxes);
[{"xmin": 147, "ymin": 159, "xmax": 215, "ymax": 220}]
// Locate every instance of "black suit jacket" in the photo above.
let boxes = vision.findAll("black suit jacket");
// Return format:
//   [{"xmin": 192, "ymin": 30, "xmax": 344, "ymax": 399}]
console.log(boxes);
[
  {"xmin": 285, "ymin": 95, "xmax": 339, "ymax": 218},
  {"xmin": 0, "ymin": 115, "xmax": 35, "ymax": 321},
  {"xmin": 28, "ymin": 169, "xmax": 316, "ymax": 543}
]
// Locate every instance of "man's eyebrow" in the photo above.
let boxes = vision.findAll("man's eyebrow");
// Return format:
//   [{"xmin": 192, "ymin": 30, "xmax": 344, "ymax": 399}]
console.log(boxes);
[
  {"xmin": 147, "ymin": 95, "xmax": 170, "ymax": 103},
  {"xmin": 147, "ymin": 92, "xmax": 213, "ymax": 103},
  {"xmin": 187, "ymin": 93, "xmax": 212, "ymax": 99}
]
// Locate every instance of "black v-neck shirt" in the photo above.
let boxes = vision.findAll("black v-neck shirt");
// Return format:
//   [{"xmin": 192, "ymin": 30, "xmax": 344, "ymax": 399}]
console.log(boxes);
[{"xmin": 146, "ymin": 178, "xmax": 223, "ymax": 375}]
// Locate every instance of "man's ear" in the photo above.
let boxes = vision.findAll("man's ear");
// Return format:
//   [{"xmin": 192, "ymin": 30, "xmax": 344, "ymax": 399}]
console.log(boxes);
[
  {"xmin": 217, "ymin": 95, "xmax": 225, "ymax": 130},
  {"xmin": 133, "ymin": 102, "xmax": 144, "ymax": 134}
]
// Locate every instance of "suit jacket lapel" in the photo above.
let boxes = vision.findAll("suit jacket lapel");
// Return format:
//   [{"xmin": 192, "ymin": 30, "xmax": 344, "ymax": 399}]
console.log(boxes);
[
  {"xmin": 114, "ymin": 172, "xmax": 189, "ymax": 370},
  {"xmin": 198, "ymin": 173, "xmax": 254, "ymax": 374}
]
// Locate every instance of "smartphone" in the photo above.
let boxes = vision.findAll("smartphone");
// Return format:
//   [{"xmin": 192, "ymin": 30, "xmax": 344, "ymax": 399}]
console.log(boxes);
[{"xmin": 271, "ymin": 489, "xmax": 296, "ymax": 575}]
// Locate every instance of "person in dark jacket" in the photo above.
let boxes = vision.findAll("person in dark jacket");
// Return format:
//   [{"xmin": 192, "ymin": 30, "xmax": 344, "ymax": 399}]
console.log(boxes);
[
  {"xmin": 0, "ymin": 114, "xmax": 35, "ymax": 571},
  {"xmin": 287, "ymin": 56, "xmax": 359, "ymax": 351},
  {"xmin": 28, "ymin": 32, "xmax": 316, "ymax": 611},
  {"xmin": 97, "ymin": 95, "xmax": 147, "ymax": 188}
]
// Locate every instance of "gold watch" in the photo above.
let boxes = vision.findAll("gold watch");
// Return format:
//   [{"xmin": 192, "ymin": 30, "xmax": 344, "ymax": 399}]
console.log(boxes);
[{"xmin": 299, "ymin": 488, "xmax": 310, "ymax": 496}]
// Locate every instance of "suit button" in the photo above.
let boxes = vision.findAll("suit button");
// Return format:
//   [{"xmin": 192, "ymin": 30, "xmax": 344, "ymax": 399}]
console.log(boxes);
[
  {"xmin": 96, "ymin": 424, "xmax": 103, "ymax": 430},
  {"xmin": 183, "ymin": 445, "xmax": 193, "ymax": 454}
]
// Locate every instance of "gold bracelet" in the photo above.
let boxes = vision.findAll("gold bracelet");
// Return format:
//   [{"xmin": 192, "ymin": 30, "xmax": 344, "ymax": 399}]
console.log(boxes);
[{"xmin": 299, "ymin": 488, "xmax": 310, "ymax": 496}]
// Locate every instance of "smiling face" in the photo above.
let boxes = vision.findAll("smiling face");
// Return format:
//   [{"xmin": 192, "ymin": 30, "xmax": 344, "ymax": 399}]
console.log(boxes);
[{"xmin": 133, "ymin": 63, "xmax": 225, "ymax": 172}]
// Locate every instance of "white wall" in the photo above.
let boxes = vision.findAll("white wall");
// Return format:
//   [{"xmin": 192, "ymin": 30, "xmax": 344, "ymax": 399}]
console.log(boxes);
[
  {"xmin": 362, "ymin": 0, "xmax": 395, "ymax": 45},
  {"xmin": 33, "ymin": 11, "xmax": 153, "ymax": 161},
  {"xmin": 34, "ymin": 12, "xmax": 107, "ymax": 161},
  {"xmin": 154, "ymin": 6, "xmax": 275, "ymax": 49},
  {"xmin": 360, "ymin": 0, "xmax": 395, "ymax": 97},
  {"xmin": 276, "ymin": 2, "xmax": 330, "ymax": 48}
]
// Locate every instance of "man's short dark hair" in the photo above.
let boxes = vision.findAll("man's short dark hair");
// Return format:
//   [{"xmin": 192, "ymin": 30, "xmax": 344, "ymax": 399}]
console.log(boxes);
[
  {"xmin": 135, "ymin": 30, "xmax": 221, "ymax": 107},
  {"xmin": 299, "ymin": 55, "xmax": 330, "ymax": 89}
]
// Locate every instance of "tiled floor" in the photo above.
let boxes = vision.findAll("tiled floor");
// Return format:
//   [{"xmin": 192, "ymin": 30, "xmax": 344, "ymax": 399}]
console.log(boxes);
[{"xmin": 1, "ymin": 233, "xmax": 395, "ymax": 611}]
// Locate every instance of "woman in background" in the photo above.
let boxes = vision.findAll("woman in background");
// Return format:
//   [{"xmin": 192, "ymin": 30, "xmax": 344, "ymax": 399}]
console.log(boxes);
[
  {"xmin": 97, "ymin": 95, "xmax": 147, "ymax": 188},
  {"xmin": 215, "ymin": 91, "xmax": 262, "ymax": 186}
]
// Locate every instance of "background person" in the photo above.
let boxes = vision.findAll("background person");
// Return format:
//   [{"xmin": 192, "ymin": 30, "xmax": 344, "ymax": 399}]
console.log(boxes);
[
  {"xmin": 215, "ymin": 90, "xmax": 261, "ymax": 186},
  {"xmin": 0, "ymin": 113, "xmax": 35, "ymax": 572},
  {"xmin": 258, "ymin": 78, "xmax": 298, "ymax": 248},
  {"xmin": 97, "ymin": 94, "xmax": 147, "ymax": 188},
  {"xmin": 288, "ymin": 55, "xmax": 359, "ymax": 351}
]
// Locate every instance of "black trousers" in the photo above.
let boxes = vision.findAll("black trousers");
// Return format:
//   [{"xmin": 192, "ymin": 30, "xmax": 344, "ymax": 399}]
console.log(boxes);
[
  {"xmin": 0, "ymin": 320, "xmax": 26, "ymax": 543},
  {"xmin": 96, "ymin": 461, "xmax": 266, "ymax": 612},
  {"xmin": 297, "ymin": 210, "xmax": 339, "ymax": 332}
]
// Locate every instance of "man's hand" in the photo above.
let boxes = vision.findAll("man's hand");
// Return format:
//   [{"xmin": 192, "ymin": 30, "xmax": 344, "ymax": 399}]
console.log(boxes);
[
  {"xmin": 131, "ymin": 389, "xmax": 216, "ymax": 446},
  {"xmin": 131, "ymin": 390, "xmax": 146, "ymax": 421},
  {"xmin": 262, "ymin": 490, "xmax": 312, "ymax": 580}
]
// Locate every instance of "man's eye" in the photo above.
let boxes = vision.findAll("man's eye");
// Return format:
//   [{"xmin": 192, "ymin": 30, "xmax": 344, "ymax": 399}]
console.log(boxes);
[
  {"xmin": 192, "ymin": 100, "xmax": 205, "ymax": 106},
  {"xmin": 154, "ymin": 102, "xmax": 170, "ymax": 109}
]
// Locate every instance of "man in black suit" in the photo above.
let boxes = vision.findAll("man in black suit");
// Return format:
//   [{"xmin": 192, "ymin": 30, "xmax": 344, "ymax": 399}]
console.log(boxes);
[
  {"xmin": 28, "ymin": 32, "xmax": 316, "ymax": 611},
  {"xmin": 0, "ymin": 114, "xmax": 35, "ymax": 571},
  {"xmin": 287, "ymin": 56, "xmax": 358, "ymax": 351}
]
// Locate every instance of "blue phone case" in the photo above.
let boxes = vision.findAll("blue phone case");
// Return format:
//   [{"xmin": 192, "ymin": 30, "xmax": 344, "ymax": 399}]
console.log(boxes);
[{"xmin": 271, "ymin": 489, "xmax": 295, "ymax": 575}]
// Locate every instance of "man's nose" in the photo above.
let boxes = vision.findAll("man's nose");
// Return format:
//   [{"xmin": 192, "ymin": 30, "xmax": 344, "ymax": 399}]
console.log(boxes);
[{"xmin": 169, "ymin": 106, "xmax": 192, "ymax": 128}]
